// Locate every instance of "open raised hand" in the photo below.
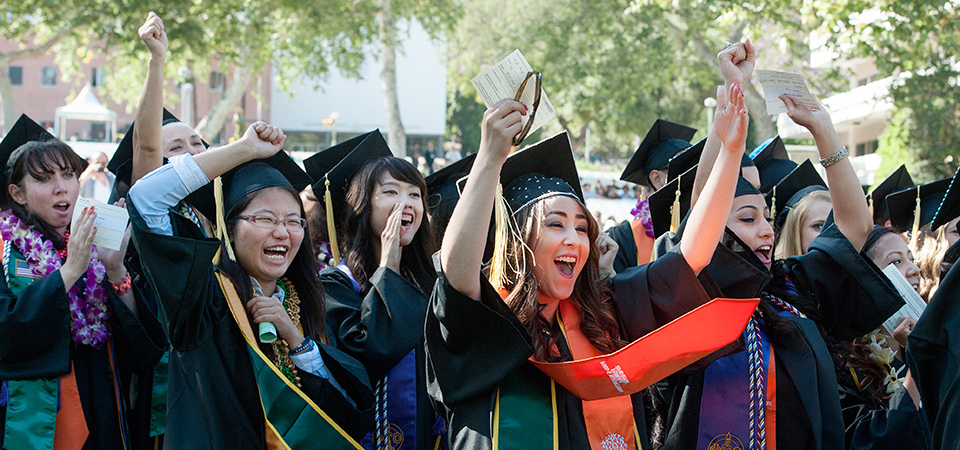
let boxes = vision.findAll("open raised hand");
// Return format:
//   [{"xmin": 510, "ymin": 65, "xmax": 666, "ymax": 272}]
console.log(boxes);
[
  {"xmin": 713, "ymin": 83, "xmax": 749, "ymax": 153},
  {"xmin": 718, "ymin": 39, "xmax": 756, "ymax": 87}
]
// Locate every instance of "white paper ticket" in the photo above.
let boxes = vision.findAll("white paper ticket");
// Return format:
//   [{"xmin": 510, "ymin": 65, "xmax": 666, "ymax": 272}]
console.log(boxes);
[
  {"xmin": 756, "ymin": 69, "xmax": 821, "ymax": 115},
  {"xmin": 881, "ymin": 264, "xmax": 927, "ymax": 334},
  {"xmin": 71, "ymin": 197, "xmax": 130, "ymax": 251},
  {"xmin": 470, "ymin": 49, "xmax": 557, "ymax": 141}
]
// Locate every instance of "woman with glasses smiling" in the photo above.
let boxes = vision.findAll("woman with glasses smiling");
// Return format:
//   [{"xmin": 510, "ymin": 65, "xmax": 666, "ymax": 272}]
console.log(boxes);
[{"xmin": 128, "ymin": 122, "xmax": 373, "ymax": 449}]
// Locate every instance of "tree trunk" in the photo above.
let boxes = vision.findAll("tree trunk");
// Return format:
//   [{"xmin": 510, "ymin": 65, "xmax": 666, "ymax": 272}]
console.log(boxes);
[
  {"xmin": 194, "ymin": 54, "xmax": 256, "ymax": 143},
  {"xmin": 0, "ymin": 62, "xmax": 16, "ymax": 133},
  {"xmin": 379, "ymin": 0, "xmax": 407, "ymax": 157}
]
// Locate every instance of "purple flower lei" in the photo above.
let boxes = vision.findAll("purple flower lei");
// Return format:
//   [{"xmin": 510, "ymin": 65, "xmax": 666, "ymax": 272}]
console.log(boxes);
[
  {"xmin": 630, "ymin": 198, "xmax": 656, "ymax": 238},
  {"xmin": 0, "ymin": 209, "xmax": 110, "ymax": 348}
]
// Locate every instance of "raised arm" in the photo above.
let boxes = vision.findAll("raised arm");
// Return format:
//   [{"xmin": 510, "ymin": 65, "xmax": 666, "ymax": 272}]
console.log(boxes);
[
  {"xmin": 439, "ymin": 99, "xmax": 525, "ymax": 299},
  {"xmin": 692, "ymin": 40, "xmax": 756, "ymax": 207},
  {"xmin": 131, "ymin": 12, "xmax": 168, "ymax": 184},
  {"xmin": 680, "ymin": 83, "xmax": 749, "ymax": 274},
  {"xmin": 191, "ymin": 122, "xmax": 286, "ymax": 179},
  {"xmin": 781, "ymin": 95, "xmax": 872, "ymax": 251}
]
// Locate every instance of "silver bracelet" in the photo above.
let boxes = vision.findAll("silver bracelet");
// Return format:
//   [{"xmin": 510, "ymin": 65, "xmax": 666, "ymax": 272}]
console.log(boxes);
[{"xmin": 819, "ymin": 145, "xmax": 848, "ymax": 168}]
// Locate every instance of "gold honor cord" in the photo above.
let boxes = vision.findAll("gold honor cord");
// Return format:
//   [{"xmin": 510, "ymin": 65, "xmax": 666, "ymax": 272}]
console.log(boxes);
[{"xmin": 324, "ymin": 177, "xmax": 341, "ymax": 265}]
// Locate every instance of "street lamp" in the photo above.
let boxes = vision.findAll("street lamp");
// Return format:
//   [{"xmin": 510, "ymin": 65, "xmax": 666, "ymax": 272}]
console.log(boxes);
[
  {"xmin": 322, "ymin": 112, "xmax": 340, "ymax": 146},
  {"xmin": 704, "ymin": 97, "xmax": 717, "ymax": 130}
]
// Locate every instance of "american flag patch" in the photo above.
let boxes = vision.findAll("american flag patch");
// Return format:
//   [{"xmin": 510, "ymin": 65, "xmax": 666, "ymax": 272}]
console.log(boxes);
[{"xmin": 15, "ymin": 259, "xmax": 37, "ymax": 278}]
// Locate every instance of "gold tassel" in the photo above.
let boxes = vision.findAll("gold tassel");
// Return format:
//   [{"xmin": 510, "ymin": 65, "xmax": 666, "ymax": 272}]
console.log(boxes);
[
  {"xmin": 489, "ymin": 184, "xmax": 511, "ymax": 290},
  {"xmin": 640, "ymin": 186, "xmax": 647, "ymax": 201},
  {"xmin": 770, "ymin": 186, "xmax": 777, "ymax": 222},
  {"xmin": 213, "ymin": 176, "xmax": 236, "ymax": 264},
  {"xmin": 670, "ymin": 176, "xmax": 681, "ymax": 233},
  {"xmin": 910, "ymin": 188, "xmax": 921, "ymax": 252},
  {"xmin": 324, "ymin": 178, "xmax": 341, "ymax": 265}
]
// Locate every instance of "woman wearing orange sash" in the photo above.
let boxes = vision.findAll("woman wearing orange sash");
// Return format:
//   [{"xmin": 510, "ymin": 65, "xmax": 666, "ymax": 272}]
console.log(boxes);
[
  {"xmin": 0, "ymin": 115, "xmax": 167, "ymax": 449},
  {"xmin": 425, "ymin": 81, "xmax": 750, "ymax": 450},
  {"xmin": 128, "ymin": 122, "xmax": 373, "ymax": 448}
]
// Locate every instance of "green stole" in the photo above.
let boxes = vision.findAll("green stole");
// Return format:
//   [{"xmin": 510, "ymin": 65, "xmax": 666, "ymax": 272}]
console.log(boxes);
[
  {"xmin": 492, "ymin": 364, "xmax": 557, "ymax": 450},
  {"xmin": 2, "ymin": 246, "xmax": 84, "ymax": 450},
  {"xmin": 215, "ymin": 273, "xmax": 363, "ymax": 450}
]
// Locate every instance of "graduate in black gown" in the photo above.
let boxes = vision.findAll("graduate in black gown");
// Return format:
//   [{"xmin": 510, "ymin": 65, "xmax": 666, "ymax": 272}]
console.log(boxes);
[
  {"xmin": 128, "ymin": 122, "xmax": 373, "ymax": 449},
  {"xmin": 649, "ymin": 41, "xmax": 905, "ymax": 450},
  {"xmin": 304, "ymin": 133, "xmax": 445, "ymax": 450},
  {"xmin": 426, "ymin": 82, "xmax": 750, "ymax": 450},
  {"xmin": 0, "ymin": 115, "xmax": 167, "ymax": 449}
]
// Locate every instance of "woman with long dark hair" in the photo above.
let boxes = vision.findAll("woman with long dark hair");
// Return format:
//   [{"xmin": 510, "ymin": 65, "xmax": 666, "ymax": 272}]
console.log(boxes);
[
  {"xmin": 426, "ymin": 79, "xmax": 750, "ymax": 450},
  {"xmin": 128, "ymin": 122, "xmax": 372, "ymax": 449},
  {"xmin": 649, "ymin": 41, "xmax": 906, "ymax": 450},
  {"xmin": 313, "ymin": 145, "xmax": 442, "ymax": 449},
  {"xmin": 0, "ymin": 115, "xmax": 166, "ymax": 449}
]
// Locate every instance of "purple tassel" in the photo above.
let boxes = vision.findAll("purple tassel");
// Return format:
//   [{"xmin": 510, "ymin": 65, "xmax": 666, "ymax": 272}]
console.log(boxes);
[
  {"xmin": 0, "ymin": 380, "xmax": 8, "ymax": 407},
  {"xmin": 432, "ymin": 414, "xmax": 446, "ymax": 436}
]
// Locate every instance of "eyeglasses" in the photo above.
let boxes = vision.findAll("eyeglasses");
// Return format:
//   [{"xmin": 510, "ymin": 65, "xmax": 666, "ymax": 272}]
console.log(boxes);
[
  {"xmin": 236, "ymin": 215, "xmax": 306, "ymax": 231},
  {"xmin": 513, "ymin": 70, "xmax": 542, "ymax": 147}
]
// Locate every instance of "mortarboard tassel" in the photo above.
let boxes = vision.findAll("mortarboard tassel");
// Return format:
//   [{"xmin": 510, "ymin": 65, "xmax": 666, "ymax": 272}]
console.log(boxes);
[
  {"xmin": 910, "ymin": 188, "xmax": 922, "ymax": 252},
  {"xmin": 670, "ymin": 176, "xmax": 681, "ymax": 233},
  {"xmin": 640, "ymin": 186, "xmax": 647, "ymax": 201},
  {"xmin": 212, "ymin": 176, "xmax": 236, "ymax": 264},
  {"xmin": 324, "ymin": 177, "xmax": 341, "ymax": 265},
  {"xmin": 770, "ymin": 186, "xmax": 777, "ymax": 223},
  {"xmin": 867, "ymin": 194, "xmax": 874, "ymax": 221},
  {"xmin": 489, "ymin": 183, "xmax": 527, "ymax": 293}
]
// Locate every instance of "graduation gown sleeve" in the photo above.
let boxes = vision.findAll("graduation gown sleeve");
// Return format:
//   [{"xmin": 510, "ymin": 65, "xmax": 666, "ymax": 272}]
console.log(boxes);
[
  {"xmin": 0, "ymin": 269, "xmax": 72, "ymax": 378},
  {"xmin": 907, "ymin": 249, "xmax": 960, "ymax": 450},
  {"xmin": 842, "ymin": 384, "xmax": 930, "ymax": 449},
  {"xmin": 321, "ymin": 266, "xmax": 428, "ymax": 380},
  {"xmin": 777, "ymin": 224, "xmax": 904, "ymax": 341}
]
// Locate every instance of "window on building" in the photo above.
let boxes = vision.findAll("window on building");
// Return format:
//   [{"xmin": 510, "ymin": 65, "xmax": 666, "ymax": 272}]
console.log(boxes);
[
  {"xmin": 91, "ymin": 67, "xmax": 106, "ymax": 88},
  {"xmin": 856, "ymin": 140, "xmax": 879, "ymax": 156},
  {"xmin": 209, "ymin": 71, "xmax": 225, "ymax": 92},
  {"xmin": 8, "ymin": 66, "xmax": 23, "ymax": 86},
  {"xmin": 40, "ymin": 66, "xmax": 57, "ymax": 86}
]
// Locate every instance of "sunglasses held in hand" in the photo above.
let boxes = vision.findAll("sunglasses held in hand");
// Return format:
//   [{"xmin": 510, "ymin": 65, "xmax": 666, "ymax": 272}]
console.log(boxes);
[{"xmin": 513, "ymin": 70, "xmax": 542, "ymax": 147}]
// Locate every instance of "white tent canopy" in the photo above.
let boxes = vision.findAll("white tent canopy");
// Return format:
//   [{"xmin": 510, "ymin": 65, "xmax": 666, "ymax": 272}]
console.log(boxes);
[{"xmin": 54, "ymin": 83, "xmax": 117, "ymax": 142}]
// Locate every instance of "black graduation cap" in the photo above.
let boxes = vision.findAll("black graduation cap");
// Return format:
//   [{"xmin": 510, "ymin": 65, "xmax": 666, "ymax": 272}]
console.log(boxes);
[
  {"xmin": 0, "ymin": 115, "xmax": 87, "ymax": 205},
  {"xmin": 648, "ymin": 165, "xmax": 696, "ymax": 238},
  {"xmin": 931, "ymin": 165, "xmax": 960, "ymax": 231},
  {"xmin": 185, "ymin": 151, "xmax": 313, "ymax": 225},
  {"xmin": 763, "ymin": 160, "xmax": 827, "ymax": 229},
  {"xmin": 666, "ymin": 138, "xmax": 705, "ymax": 181},
  {"xmin": 886, "ymin": 177, "xmax": 952, "ymax": 233},
  {"xmin": 425, "ymin": 153, "xmax": 476, "ymax": 239},
  {"xmin": 302, "ymin": 130, "xmax": 393, "ymax": 263},
  {"xmin": 868, "ymin": 165, "xmax": 914, "ymax": 226},
  {"xmin": 1, "ymin": 114, "xmax": 58, "ymax": 175},
  {"xmin": 499, "ymin": 131, "xmax": 584, "ymax": 213},
  {"xmin": 108, "ymin": 109, "xmax": 208, "ymax": 186},
  {"xmin": 620, "ymin": 119, "xmax": 696, "ymax": 187},
  {"xmin": 750, "ymin": 136, "xmax": 798, "ymax": 193}
]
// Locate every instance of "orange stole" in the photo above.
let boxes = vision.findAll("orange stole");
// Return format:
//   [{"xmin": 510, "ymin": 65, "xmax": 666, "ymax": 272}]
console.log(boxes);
[
  {"xmin": 629, "ymin": 219, "xmax": 654, "ymax": 266},
  {"xmin": 554, "ymin": 300, "xmax": 637, "ymax": 450},
  {"xmin": 528, "ymin": 298, "xmax": 760, "ymax": 400},
  {"xmin": 53, "ymin": 362, "xmax": 88, "ymax": 450}
]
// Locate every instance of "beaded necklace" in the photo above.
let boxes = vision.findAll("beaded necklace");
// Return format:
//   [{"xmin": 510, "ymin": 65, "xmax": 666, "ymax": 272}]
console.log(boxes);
[{"xmin": 272, "ymin": 277, "xmax": 303, "ymax": 387}]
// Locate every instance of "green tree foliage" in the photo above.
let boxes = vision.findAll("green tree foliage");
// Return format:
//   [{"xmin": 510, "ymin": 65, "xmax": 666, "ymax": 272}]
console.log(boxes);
[{"xmin": 815, "ymin": 1, "xmax": 960, "ymax": 182}]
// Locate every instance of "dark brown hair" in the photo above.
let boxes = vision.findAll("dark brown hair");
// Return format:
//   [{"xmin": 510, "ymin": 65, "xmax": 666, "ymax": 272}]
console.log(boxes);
[
  {"xmin": 497, "ymin": 198, "xmax": 625, "ymax": 362},
  {"xmin": 341, "ymin": 157, "xmax": 438, "ymax": 293},
  {"xmin": 3, "ymin": 140, "xmax": 86, "ymax": 247},
  {"xmin": 218, "ymin": 185, "xmax": 328, "ymax": 350}
]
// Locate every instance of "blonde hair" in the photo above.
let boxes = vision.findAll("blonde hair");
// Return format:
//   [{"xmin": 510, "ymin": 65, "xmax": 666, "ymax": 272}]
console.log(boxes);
[
  {"xmin": 916, "ymin": 223, "xmax": 951, "ymax": 301},
  {"xmin": 774, "ymin": 189, "xmax": 833, "ymax": 260}
]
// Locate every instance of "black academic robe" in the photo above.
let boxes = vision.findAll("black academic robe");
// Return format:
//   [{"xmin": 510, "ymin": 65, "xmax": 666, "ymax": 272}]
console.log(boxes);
[
  {"xmin": 907, "ymin": 240, "xmax": 960, "ymax": 450},
  {"xmin": 425, "ymin": 250, "xmax": 718, "ymax": 450},
  {"xmin": 840, "ymin": 378, "xmax": 930, "ymax": 449},
  {"xmin": 607, "ymin": 220, "xmax": 638, "ymax": 274},
  {"xmin": 128, "ymin": 200, "xmax": 374, "ymax": 449},
  {"xmin": 0, "ymin": 244, "xmax": 167, "ymax": 449},
  {"xmin": 656, "ymin": 224, "xmax": 904, "ymax": 450},
  {"xmin": 321, "ymin": 266, "xmax": 440, "ymax": 450}
]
